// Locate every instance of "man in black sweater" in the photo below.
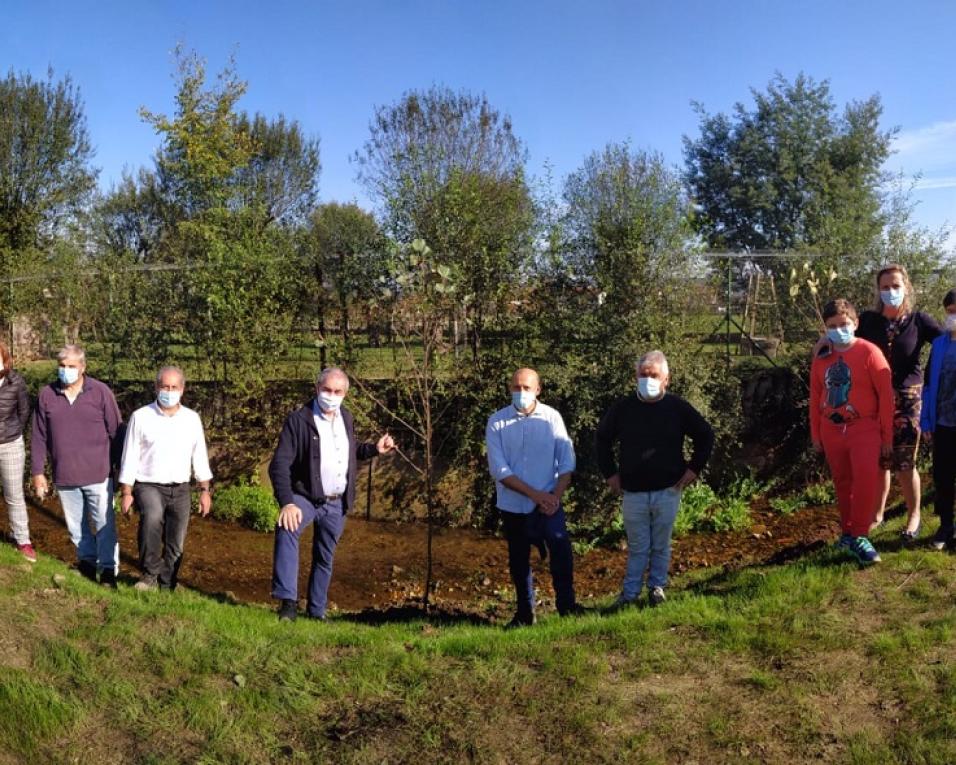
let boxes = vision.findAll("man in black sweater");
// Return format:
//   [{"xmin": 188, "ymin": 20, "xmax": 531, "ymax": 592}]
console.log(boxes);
[{"xmin": 595, "ymin": 351, "xmax": 714, "ymax": 607}]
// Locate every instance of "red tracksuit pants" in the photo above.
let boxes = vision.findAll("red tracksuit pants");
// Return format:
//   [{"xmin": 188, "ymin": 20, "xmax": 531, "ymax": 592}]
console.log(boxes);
[{"xmin": 820, "ymin": 418, "xmax": 882, "ymax": 537}]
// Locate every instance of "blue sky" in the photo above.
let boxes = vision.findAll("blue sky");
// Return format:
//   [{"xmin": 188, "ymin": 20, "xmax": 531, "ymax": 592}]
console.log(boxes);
[{"xmin": 4, "ymin": 0, "xmax": 955, "ymax": 247}]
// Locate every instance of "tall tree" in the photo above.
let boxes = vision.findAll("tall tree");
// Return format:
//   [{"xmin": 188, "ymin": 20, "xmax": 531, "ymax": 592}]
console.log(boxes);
[
  {"xmin": 683, "ymin": 72, "xmax": 892, "ymax": 256},
  {"xmin": 0, "ymin": 69, "xmax": 96, "ymax": 255},
  {"xmin": 235, "ymin": 112, "xmax": 321, "ymax": 227},
  {"xmin": 306, "ymin": 202, "xmax": 386, "ymax": 360},
  {"xmin": 683, "ymin": 73, "xmax": 898, "ymax": 336},
  {"xmin": 0, "ymin": 69, "xmax": 97, "ymax": 333},
  {"xmin": 354, "ymin": 86, "xmax": 534, "ymax": 360}
]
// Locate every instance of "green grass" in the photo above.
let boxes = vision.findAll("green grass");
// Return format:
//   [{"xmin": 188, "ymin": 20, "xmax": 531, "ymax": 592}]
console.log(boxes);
[{"xmin": 0, "ymin": 525, "xmax": 953, "ymax": 764}]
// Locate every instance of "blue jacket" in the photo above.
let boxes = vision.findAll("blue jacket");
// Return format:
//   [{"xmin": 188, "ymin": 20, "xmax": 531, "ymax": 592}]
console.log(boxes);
[
  {"xmin": 268, "ymin": 401, "xmax": 378, "ymax": 512},
  {"xmin": 920, "ymin": 333, "xmax": 954, "ymax": 432}
]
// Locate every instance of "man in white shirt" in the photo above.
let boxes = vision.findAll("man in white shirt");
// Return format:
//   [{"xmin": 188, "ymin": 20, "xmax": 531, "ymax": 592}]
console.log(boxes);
[
  {"xmin": 119, "ymin": 366, "xmax": 213, "ymax": 591},
  {"xmin": 270, "ymin": 367, "xmax": 394, "ymax": 621}
]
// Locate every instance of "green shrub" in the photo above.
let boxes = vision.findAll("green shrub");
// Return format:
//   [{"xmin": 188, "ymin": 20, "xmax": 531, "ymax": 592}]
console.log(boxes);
[
  {"xmin": 212, "ymin": 480, "xmax": 277, "ymax": 532},
  {"xmin": 675, "ymin": 481, "xmax": 752, "ymax": 536},
  {"xmin": 674, "ymin": 482, "xmax": 719, "ymax": 536},
  {"xmin": 802, "ymin": 481, "xmax": 835, "ymax": 506},
  {"xmin": 769, "ymin": 495, "xmax": 805, "ymax": 515}
]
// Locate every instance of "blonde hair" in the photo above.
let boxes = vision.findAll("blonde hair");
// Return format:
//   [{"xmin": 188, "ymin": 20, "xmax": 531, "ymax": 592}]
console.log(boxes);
[{"xmin": 874, "ymin": 263, "xmax": 914, "ymax": 314}]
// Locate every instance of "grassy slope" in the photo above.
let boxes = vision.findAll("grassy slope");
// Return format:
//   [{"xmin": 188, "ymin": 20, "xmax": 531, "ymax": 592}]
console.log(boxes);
[{"xmin": 0, "ymin": 533, "xmax": 953, "ymax": 765}]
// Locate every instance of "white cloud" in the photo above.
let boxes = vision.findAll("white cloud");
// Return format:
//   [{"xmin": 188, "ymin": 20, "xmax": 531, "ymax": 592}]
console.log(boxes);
[
  {"xmin": 912, "ymin": 175, "xmax": 956, "ymax": 191},
  {"xmin": 891, "ymin": 119, "xmax": 956, "ymax": 175}
]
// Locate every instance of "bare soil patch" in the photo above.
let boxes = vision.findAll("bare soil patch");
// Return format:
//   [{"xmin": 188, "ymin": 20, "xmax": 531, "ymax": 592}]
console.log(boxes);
[{"xmin": 8, "ymin": 495, "xmax": 842, "ymax": 619}]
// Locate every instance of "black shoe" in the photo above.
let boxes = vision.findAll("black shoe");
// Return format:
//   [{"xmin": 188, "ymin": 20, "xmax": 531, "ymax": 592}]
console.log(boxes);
[
  {"xmin": 99, "ymin": 570, "xmax": 117, "ymax": 589},
  {"xmin": 77, "ymin": 560, "xmax": 97, "ymax": 582},
  {"xmin": 931, "ymin": 527, "xmax": 954, "ymax": 552},
  {"xmin": 559, "ymin": 603, "xmax": 589, "ymax": 617},
  {"xmin": 503, "ymin": 611, "xmax": 535, "ymax": 629},
  {"xmin": 277, "ymin": 599, "xmax": 298, "ymax": 622}
]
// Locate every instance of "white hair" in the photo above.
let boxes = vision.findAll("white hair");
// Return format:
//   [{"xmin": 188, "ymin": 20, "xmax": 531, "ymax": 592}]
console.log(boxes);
[
  {"xmin": 155, "ymin": 365, "xmax": 185, "ymax": 387},
  {"xmin": 316, "ymin": 366, "xmax": 350, "ymax": 391},
  {"xmin": 57, "ymin": 344, "xmax": 86, "ymax": 366},
  {"xmin": 636, "ymin": 350, "xmax": 669, "ymax": 377}
]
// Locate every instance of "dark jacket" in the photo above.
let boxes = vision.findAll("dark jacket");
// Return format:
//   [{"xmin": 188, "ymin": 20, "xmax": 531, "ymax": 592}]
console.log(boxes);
[
  {"xmin": 857, "ymin": 309, "xmax": 941, "ymax": 389},
  {"xmin": 268, "ymin": 401, "xmax": 378, "ymax": 512},
  {"xmin": 595, "ymin": 392, "xmax": 715, "ymax": 492},
  {"xmin": 0, "ymin": 370, "xmax": 30, "ymax": 445}
]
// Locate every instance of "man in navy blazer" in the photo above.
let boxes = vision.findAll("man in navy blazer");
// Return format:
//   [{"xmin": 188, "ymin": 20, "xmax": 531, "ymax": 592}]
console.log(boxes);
[{"xmin": 270, "ymin": 367, "xmax": 394, "ymax": 621}]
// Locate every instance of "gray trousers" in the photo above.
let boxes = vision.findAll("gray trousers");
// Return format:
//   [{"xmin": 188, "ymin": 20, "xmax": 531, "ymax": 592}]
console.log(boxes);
[
  {"xmin": 135, "ymin": 482, "xmax": 191, "ymax": 589},
  {"xmin": 0, "ymin": 437, "xmax": 29, "ymax": 545}
]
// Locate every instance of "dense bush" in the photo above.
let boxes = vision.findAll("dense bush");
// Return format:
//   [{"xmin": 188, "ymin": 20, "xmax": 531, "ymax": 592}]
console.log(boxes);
[
  {"xmin": 211, "ymin": 480, "xmax": 277, "ymax": 532},
  {"xmin": 673, "ymin": 479, "xmax": 755, "ymax": 536}
]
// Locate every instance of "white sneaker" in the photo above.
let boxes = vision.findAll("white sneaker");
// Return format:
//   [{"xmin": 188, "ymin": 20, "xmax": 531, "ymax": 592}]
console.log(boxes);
[{"xmin": 649, "ymin": 587, "xmax": 666, "ymax": 607}]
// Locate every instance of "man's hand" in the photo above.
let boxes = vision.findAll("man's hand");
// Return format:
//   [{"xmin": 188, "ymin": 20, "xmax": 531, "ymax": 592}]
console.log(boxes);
[
  {"xmin": 32, "ymin": 474, "xmax": 48, "ymax": 500},
  {"xmin": 881, "ymin": 444, "xmax": 893, "ymax": 461},
  {"xmin": 198, "ymin": 491, "xmax": 212, "ymax": 517},
  {"xmin": 376, "ymin": 433, "xmax": 396, "ymax": 454},
  {"xmin": 922, "ymin": 431, "xmax": 933, "ymax": 447},
  {"xmin": 533, "ymin": 490, "xmax": 560, "ymax": 516},
  {"xmin": 812, "ymin": 440, "xmax": 824, "ymax": 454},
  {"xmin": 606, "ymin": 474, "xmax": 622, "ymax": 496},
  {"xmin": 673, "ymin": 469, "xmax": 698, "ymax": 491},
  {"xmin": 278, "ymin": 503, "xmax": 303, "ymax": 532},
  {"xmin": 120, "ymin": 493, "xmax": 134, "ymax": 517}
]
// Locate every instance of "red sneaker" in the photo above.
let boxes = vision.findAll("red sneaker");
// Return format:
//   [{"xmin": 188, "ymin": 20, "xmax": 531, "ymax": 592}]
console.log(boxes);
[{"xmin": 16, "ymin": 543, "xmax": 37, "ymax": 563}]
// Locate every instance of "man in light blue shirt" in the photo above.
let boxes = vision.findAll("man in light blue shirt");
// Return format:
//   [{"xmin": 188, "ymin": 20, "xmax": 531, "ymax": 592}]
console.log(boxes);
[{"xmin": 486, "ymin": 367, "xmax": 580, "ymax": 627}]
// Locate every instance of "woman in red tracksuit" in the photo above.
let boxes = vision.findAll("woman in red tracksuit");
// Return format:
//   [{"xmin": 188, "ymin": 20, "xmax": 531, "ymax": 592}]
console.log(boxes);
[{"xmin": 810, "ymin": 299, "xmax": 895, "ymax": 564}]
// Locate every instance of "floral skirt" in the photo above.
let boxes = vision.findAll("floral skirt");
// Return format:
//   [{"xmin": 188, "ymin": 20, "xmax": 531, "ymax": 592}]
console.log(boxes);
[{"xmin": 881, "ymin": 386, "xmax": 922, "ymax": 472}]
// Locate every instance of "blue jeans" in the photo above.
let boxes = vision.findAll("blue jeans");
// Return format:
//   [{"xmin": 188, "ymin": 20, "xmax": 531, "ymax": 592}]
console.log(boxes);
[
  {"xmin": 271, "ymin": 495, "xmax": 345, "ymax": 618},
  {"xmin": 620, "ymin": 488, "xmax": 681, "ymax": 599},
  {"xmin": 58, "ymin": 477, "xmax": 117, "ymax": 573},
  {"xmin": 500, "ymin": 507, "xmax": 576, "ymax": 617}
]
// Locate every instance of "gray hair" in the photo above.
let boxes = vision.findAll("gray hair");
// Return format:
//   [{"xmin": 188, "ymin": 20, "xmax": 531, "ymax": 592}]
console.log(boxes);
[
  {"xmin": 316, "ymin": 366, "xmax": 350, "ymax": 391},
  {"xmin": 636, "ymin": 350, "xmax": 669, "ymax": 377},
  {"xmin": 57, "ymin": 344, "xmax": 86, "ymax": 366},
  {"xmin": 155, "ymin": 365, "xmax": 186, "ymax": 387}
]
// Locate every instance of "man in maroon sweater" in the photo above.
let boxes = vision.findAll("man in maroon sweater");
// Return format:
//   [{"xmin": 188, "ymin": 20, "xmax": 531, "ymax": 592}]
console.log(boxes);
[{"xmin": 31, "ymin": 345, "xmax": 122, "ymax": 586}]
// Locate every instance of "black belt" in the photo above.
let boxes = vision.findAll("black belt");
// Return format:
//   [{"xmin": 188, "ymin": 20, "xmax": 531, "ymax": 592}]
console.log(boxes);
[{"xmin": 320, "ymin": 494, "xmax": 342, "ymax": 502}]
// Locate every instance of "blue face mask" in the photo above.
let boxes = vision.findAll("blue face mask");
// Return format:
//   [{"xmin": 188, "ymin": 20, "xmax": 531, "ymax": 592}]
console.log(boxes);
[
  {"xmin": 512, "ymin": 390, "xmax": 536, "ymax": 411},
  {"xmin": 880, "ymin": 288, "xmax": 904, "ymax": 308},
  {"xmin": 826, "ymin": 325, "xmax": 855, "ymax": 345},
  {"xmin": 157, "ymin": 390, "xmax": 181, "ymax": 409},
  {"xmin": 637, "ymin": 377, "xmax": 662, "ymax": 400},
  {"xmin": 57, "ymin": 367, "xmax": 80, "ymax": 385}
]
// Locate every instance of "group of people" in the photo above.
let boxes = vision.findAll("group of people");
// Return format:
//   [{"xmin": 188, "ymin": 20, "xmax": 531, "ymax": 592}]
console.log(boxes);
[
  {"xmin": 5, "ymin": 345, "xmax": 212, "ymax": 591},
  {"xmin": 270, "ymin": 358, "xmax": 714, "ymax": 625},
  {"xmin": 810, "ymin": 264, "xmax": 956, "ymax": 564},
  {"xmin": 2, "ymin": 262, "xmax": 954, "ymax": 625}
]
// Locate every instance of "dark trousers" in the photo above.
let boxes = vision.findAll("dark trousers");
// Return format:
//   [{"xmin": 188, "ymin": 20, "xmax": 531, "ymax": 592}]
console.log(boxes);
[
  {"xmin": 135, "ymin": 482, "xmax": 191, "ymax": 589},
  {"xmin": 933, "ymin": 425, "xmax": 956, "ymax": 538},
  {"xmin": 271, "ymin": 495, "xmax": 345, "ymax": 618},
  {"xmin": 500, "ymin": 508, "xmax": 575, "ymax": 617}
]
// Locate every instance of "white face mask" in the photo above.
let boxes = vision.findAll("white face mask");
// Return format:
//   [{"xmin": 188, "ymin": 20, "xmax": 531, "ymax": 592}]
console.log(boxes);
[
  {"xmin": 637, "ymin": 376, "xmax": 662, "ymax": 400},
  {"xmin": 317, "ymin": 391, "xmax": 344, "ymax": 413},
  {"xmin": 945, "ymin": 314, "xmax": 956, "ymax": 333}
]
